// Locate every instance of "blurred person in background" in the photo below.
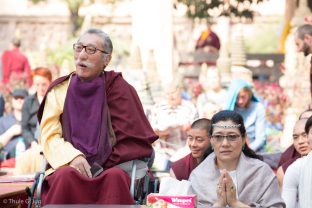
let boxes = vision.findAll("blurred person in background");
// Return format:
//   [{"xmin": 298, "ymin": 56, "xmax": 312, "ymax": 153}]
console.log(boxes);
[
  {"xmin": 150, "ymin": 81, "xmax": 198, "ymax": 161},
  {"xmin": 195, "ymin": 22, "xmax": 220, "ymax": 53},
  {"xmin": 0, "ymin": 94, "xmax": 4, "ymax": 117},
  {"xmin": 294, "ymin": 24, "xmax": 312, "ymax": 108},
  {"xmin": 225, "ymin": 79, "xmax": 267, "ymax": 152},
  {"xmin": 14, "ymin": 67, "xmax": 52, "ymax": 175},
  {"xmin": 0, "ymin": 89, "xmax": 28, "ymax": 161},
  {"xmin": 1, "ymin": 38, "xmax": 31, "ymax": 86},
  {"xmin": 197, "ymin": 68, "xmax": 226, "ymax": 119},
  {"xmin": 21, "ymin": 67, "xmax": 52, "ymax": 148}
]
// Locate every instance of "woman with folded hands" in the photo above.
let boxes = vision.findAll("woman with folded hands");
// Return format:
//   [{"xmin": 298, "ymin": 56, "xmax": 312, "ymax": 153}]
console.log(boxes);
[{"xmin": 189, "ymin": 110, "xmax": 285, "ymax": 208}]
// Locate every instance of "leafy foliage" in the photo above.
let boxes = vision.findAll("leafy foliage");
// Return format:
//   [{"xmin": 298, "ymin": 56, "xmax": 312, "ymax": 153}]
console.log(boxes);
[
  {"xmin": 244, "ymin": 22, "xmax": 280, "ymax": 53},
  {"xmin": 177, "ymin": 0, "xmax": 265, "ymax": 21},
  {"xmin": 29, "ymin": 0, "xmax": 118, "ymax": 35}
]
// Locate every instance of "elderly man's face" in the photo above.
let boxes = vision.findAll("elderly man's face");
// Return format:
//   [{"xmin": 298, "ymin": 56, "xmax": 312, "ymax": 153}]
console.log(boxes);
[{"xmin": 74, "ymin": 33, "xmax": 111, "ymax": 81}]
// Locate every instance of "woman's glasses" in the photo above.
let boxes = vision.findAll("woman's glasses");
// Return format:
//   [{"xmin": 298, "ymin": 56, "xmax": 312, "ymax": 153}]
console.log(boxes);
[{"xmin": 211, "ymin": 134, "xmax": 241, "ymax": 143}]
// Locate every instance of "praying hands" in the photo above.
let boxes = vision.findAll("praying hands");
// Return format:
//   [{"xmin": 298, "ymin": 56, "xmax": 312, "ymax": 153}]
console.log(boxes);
[{"xmin": 213, "ymin": 169, "xmax": 250, "ymax": 208}]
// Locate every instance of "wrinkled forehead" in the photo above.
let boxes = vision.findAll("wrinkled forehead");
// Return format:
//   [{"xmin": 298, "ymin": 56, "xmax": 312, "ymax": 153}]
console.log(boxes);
[{"xmin": 77, "ymin": 33, "xmax": 104, "ymax": 47}]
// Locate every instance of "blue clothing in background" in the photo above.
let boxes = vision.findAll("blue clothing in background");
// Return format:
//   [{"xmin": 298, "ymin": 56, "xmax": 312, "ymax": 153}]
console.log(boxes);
[
  {"xmin": 0, "ymin": 114, "xmax": 24, "ymax": 159},
  {"xmin": 235, "ymin": 102, "xmax": 267, "ymax": 151},
  {"xmin": 225, "ymin": 79, "xmax": 267, "ymax": 152},
  {"xmin": 225, "ymin": 79, "xmax": 259, "ymax": 110},
  {"xmin": 0, "ymin": 94, "xmax": 4, "ymax": 117}
]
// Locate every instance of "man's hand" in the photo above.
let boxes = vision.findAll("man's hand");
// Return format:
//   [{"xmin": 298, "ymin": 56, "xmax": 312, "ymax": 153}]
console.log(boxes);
[{"xmin": 69, "ymin": 155, "xmax": 92, "ymax": 178}]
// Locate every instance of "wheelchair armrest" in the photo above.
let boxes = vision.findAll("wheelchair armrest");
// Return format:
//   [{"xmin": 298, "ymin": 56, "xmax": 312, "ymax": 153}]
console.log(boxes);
[{"xmin": 27, "ymin": 153, "xmax": 47, "ymax": 208}]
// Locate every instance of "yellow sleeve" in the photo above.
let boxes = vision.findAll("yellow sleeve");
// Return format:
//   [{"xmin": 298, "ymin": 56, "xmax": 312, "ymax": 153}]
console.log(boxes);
[
  {"xmin": 278, "ymin": 21, "xmax": 291, "ymax": 54},
  {"xmin": 39, "ymin": 80, "xmax": 84, "ymax": 170}
]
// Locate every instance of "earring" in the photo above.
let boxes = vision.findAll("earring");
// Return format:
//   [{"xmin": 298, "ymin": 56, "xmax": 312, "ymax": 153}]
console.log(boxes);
[
  {"xmin": 211, "ymin": 146, "xmax": 214, "ymax": 150},
  {"xmin": 242, "ymin": 144, "xmax": 245, "ymax": 150}
]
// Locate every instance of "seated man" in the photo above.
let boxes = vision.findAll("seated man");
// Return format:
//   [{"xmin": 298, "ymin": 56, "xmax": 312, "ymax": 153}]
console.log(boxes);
[
  {"xmin": 276, "ymin": 109, "xmax": 312, "ymax": 188},
  {"xmin": 37, "ymin": 28, "xmax": 158, "ymax": 205},
  {"xmin": 196, "ymin": 67, "xmax": 226, "ymax": 119},
  {"xmin": 150, "ymin": 82, "xmax": 198, "ymax": 160},
  {"xmin": 278, "ymin": 109, "xmax": 312, "ymax": 168},
  {"xmin": 195, "ymin": 23, "xmax": 220, "ymax": 53},
  {"xmin": 170, "ymin": 118, "xmax": 212, "ymax": 180},
  {"xmin": 0, "ymin": 89, "xmax": 28, "ymax": 161}
]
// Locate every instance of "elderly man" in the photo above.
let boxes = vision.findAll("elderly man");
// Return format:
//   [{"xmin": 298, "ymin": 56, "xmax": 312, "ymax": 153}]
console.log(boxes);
[
  {"xmin": 150, "ymin": 82, "xmax": 198, "ymax": 164},
  {"xmin": 37, "ymin": 28, "xmax": 158, "ymax": 205}
]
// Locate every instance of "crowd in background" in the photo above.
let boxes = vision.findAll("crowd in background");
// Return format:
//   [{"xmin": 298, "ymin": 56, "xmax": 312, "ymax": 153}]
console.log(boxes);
[{"xmin": 0, "ymin": 24, "xmax": 310, "ymax": 207}]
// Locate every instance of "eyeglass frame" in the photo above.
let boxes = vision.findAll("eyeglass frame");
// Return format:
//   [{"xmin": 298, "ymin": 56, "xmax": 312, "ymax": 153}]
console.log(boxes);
[
  {"xmin": 211, "ymin": 134, "xmax": 241, "ymax": 143},
  {"xmin": 73, "ymin": 43, "xmax": 109, "ymax": 55}
]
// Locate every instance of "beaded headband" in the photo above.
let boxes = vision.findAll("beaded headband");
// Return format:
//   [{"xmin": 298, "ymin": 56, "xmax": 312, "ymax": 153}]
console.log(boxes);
[{"xmin": 212, "ymin": 124, "xmax": 241, "ymax": 129}]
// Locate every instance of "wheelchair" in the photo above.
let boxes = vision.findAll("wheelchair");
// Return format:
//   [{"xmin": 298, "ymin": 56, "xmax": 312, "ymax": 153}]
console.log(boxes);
[{"xmin": 26, "ymin": 151, "xmax": 155, "ymax": 208}]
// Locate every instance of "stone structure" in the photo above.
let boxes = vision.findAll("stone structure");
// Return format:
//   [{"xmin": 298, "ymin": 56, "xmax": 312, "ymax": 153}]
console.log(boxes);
[
  {"xmin": 0, "ymin": 15, "xmax": 71, "ymax": 80},
  {"xmin": 216, "ymin": 17, "xmax": 232, "ymax": 86},
  {"xmin": 230, "ymin": 25, "xmax": 253, "ymax": 85},
  {"xmin": 0, "ymin": 15, "xmax": 70, "ymax": 54}
]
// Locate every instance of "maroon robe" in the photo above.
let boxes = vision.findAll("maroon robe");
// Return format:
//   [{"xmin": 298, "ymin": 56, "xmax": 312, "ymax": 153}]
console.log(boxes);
[
  {"xmin": 171, "ymin": 153, "xmax": 198, "ymax": 180},
  {"xmin": 278, "ymin": 144, "xmax": 300, "ymax": 172},
  {"xmin": 38, "ymin": 71, "xmax": 158, "ymax": 204},
  {"xmin": 195, "ymin": 30, "xmax": 220, "ymax": 51}
]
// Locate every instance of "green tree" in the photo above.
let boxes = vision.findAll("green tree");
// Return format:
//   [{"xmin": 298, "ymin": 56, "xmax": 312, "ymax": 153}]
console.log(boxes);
[
  {"xmin": 30, "ymin": 0, "xmax": 118, "ymax": 36},
  {"xmin": 64, "ymin": 0, "xmax": 84, "ymax": 36},
  {"xmin": 177, "ymin": 0, "xmax": 265, "ymax": 21}
]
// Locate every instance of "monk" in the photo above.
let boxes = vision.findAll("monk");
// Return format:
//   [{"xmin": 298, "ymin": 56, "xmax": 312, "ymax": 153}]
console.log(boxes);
[
  {"xmin": 37, "ymin": 28, "xmax": 158, "ymax": 205},
  {"xmin": 169, "ymin": 118, "xmax": 211, "ymax": 180},
  {"xmin": 276, "ymin": 109, "xmax": 312, "ymax": 188}
]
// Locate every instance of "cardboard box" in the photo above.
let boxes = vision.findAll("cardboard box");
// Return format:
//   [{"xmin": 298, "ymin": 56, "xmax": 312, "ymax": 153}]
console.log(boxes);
[{"xmin": 146, "ymin": 193, "xmax": 197, "ymax": 208}]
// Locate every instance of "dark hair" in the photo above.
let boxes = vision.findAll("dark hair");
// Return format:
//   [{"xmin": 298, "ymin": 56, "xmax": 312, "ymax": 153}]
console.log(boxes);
[
  {"xmin": 296, "ymin": 24, "xmax": 312, "ymax": 39},
  {"xmin": 191, "ymin": 118, "xmax": 213, "ymax": 159},
  {"xmin": 305, "ymin": 115, "xmax": 312, "ymax": 133},
  {"xmin": 83, "ymin": 28, "xmax": 113, "ymax": 54},
  {"xmin": 299, "ymin": 109, "xmax": 312, "ymax": 119},
  {"xmin": 209, "ymin": 110, "xmax": 263, "ymax": 160},
  {"xmin": 191, "ymin": 118, "xmax": 211, "ymax": 133}
]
